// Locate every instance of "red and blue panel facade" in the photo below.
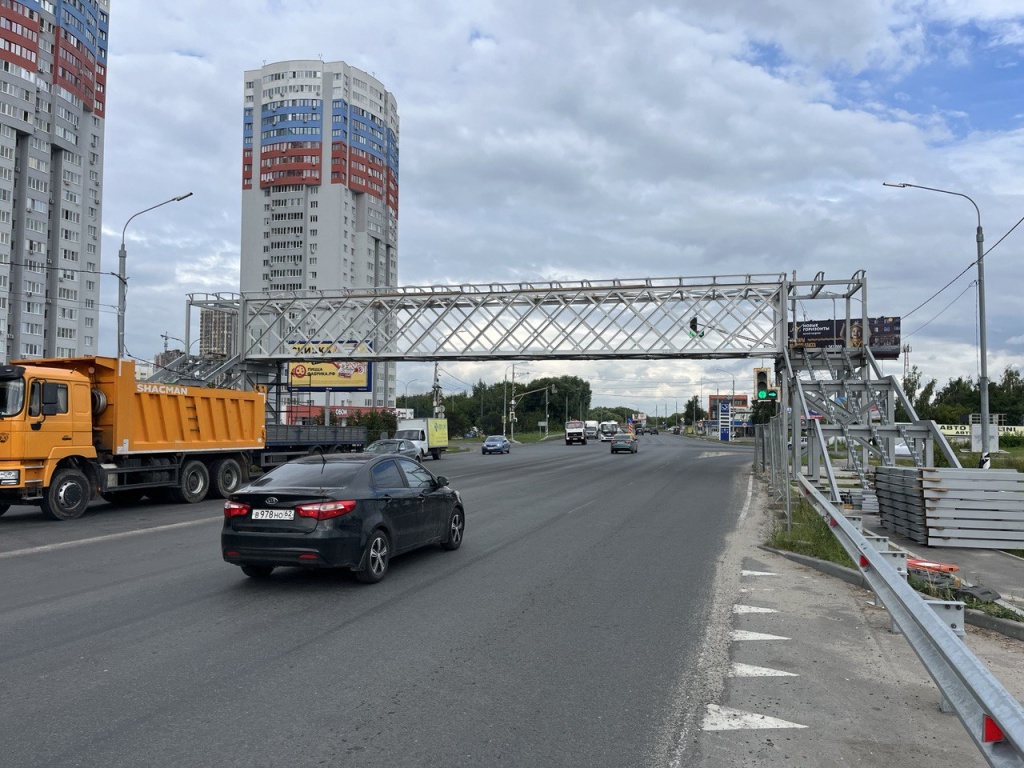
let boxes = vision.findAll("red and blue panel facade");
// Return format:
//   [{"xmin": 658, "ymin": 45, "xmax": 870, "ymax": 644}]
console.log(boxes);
[
  {"xmin": 0, "ymin": 0, "xmax": 109, "ymax": 117},
  {"xmin": 245, "ymin": 89, "xmax": 398, "ymax": 218}
]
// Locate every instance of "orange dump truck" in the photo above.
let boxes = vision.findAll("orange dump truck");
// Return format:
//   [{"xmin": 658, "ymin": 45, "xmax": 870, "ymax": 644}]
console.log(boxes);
[{"xmin": 0, "ymin": 356, "xmax": 267, "ymax": 520}]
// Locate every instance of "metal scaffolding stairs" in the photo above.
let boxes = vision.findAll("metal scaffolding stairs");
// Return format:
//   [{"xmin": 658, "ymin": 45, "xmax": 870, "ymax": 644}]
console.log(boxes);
[{"xmin": 785, "ymin": 346, "xmax": 961, "ymax": 506}]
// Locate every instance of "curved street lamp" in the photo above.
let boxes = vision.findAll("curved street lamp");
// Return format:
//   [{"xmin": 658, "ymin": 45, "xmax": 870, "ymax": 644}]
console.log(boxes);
[
  {"xmin": 118, "ymin": 192, "xmax": 194, "ymax": 359},
  {"xmin": 883, "ymin": 182, "xmax": 990, "ymax": 458}
]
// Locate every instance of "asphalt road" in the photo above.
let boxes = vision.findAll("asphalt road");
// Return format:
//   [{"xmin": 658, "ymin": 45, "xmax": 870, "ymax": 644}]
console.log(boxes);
[{"xmin": 0, "ymin": 434, "xmax": 753, "ymax": 768}]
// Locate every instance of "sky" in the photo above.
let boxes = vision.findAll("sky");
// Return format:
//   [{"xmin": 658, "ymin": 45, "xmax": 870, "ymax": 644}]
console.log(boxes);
[{"xmin": 102, "ymin": 0, "xmax": 1024, "ymax": 418}]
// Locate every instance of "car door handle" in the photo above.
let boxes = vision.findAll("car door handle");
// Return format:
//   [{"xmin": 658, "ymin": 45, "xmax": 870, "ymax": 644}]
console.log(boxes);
[{"xmin": 61, "ymin": 436, "xmax": 73, "ymax": 441}]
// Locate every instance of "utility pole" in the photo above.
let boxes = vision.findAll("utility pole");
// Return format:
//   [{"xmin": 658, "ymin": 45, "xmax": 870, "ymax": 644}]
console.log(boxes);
[
  {"xmin": 510, "ymin": 363, "xmax": 517, "ymax": 443},
  {"xmin": 431, "ymin": 363, "xmax": 444, "ymax": 419}
]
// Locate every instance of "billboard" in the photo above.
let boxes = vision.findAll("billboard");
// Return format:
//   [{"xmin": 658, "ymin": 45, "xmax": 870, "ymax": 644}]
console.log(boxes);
[
  {"xmin": 286, "ymin": 340, "xmax": 374, "ymax": 392},
  {"xmin": 787, "ymin": 317, "xmax": 901, "ymax": 360}
]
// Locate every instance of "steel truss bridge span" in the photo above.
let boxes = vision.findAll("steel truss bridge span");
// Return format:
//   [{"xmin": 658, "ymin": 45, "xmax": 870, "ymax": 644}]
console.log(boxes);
[{"xmin": 189, "ymin": 273, "xmax": 796, "ymax": 364}]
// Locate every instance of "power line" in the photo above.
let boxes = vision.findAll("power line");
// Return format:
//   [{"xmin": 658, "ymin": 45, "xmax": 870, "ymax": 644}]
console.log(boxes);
[
  {"xmin": 901, "ymin": 210, "xmax": 1024, "ymax": 321},
  {"xmin": 904, "ymin": 281, "xmax": 976, "ymax": 339}
]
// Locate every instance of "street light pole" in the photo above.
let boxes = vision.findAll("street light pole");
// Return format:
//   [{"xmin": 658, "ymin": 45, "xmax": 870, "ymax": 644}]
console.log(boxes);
[
  {"xmin": 118, "ymin": 192, "xmax": 193, "ymax": 359},
  {"xmin": 883, "ymin": 182, "xmax": 990, "ymax": 458}
]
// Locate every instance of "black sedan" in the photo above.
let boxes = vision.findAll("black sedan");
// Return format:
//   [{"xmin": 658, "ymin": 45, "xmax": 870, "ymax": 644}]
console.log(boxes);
[
  {"xmin": 221, "ymin": 454, "xmax": 465, "ymax": 583},
  {"xmin": 364, "ymin": 438, "xmax": 420, "ymax": 460}
]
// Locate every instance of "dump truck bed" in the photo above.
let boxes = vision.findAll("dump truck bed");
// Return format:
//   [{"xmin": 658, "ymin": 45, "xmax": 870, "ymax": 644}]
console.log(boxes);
[{"xmin": 17, "ymin": 357, "xmax": 265, "ymax": 455}]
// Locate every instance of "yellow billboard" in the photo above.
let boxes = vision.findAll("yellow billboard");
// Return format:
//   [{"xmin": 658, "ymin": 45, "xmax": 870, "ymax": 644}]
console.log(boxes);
[
  {"xmin": 287, "ymin": 360, "xmax": 370, "ymax": 392},
  {"xmin": 285, "ymin": 340, "xmax": 373, "ymax": 392}
]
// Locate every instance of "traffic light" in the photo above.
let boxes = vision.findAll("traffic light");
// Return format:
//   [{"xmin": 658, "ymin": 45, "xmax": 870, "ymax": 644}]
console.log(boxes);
[
  {"xmin": 689, "ymin": 317, "xmax": 704, "ymax": 338},
  {"xmin": 754, "ymin": 367, "xmax": 770, "ymax": 400}
]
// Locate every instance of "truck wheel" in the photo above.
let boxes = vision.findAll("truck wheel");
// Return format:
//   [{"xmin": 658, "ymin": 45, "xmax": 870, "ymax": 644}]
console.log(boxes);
[
  {"xmin": 169, "ymin": 460, "xmax": 210, "ymax": 504},
  {"xmin": 430, "ymin": 449, "xmax": 440, "ymax": 461},
  {"xmin": 209, "ymin": 458, "xmax": 243, "ymax": 499},
  {"xmin": 41, "ymin": 468, "xmax": 91, "ymax": 520}
]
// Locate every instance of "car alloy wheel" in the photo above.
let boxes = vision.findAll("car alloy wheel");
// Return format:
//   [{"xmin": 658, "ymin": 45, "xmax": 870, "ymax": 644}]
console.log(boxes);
[{"xmin": 357, "ymin": 529, "xmax": 390, "ymax": 584}]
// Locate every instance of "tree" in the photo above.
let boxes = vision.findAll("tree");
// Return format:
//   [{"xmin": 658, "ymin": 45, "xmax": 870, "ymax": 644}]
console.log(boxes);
[
  {"xmin": 682, "ymin": 395, "xmax": 706, "ymax": 426},
  {"xmin": 992, "ymin": 366, "xmax": 1024, "ymax": 427},
  {"xmin": 750, "ymin": 400, "xmax": 777, "ymax": 425},
  {"xmin": 897, "ymin": 365, "xmax": 937, "ymax": 422},
  {"xmin": 347, "ymin": 408, "xmax": 397, "ymax": 440},
  {"xmin": 931, "ymin": 376, "xmax": 979, "ymax": 425}
]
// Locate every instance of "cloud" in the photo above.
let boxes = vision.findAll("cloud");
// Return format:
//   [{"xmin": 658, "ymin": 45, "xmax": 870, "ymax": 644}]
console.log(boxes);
[{"xmin": 96, "ymin": 1, "xmax": 1024, "ymax": 412}]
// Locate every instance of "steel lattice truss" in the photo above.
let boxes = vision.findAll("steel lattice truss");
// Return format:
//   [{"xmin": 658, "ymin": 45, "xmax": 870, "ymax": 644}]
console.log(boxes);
[{"xmin": 190, "ymin": 274, "xmax": 793, "ymax": 363}]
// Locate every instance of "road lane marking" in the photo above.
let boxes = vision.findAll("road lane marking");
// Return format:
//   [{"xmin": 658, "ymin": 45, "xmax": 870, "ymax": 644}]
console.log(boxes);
[
  {"xmin": 733, "ymin": 604, "xmax": 779, "ymax": 614},
  {"xmin": 730, "ymin": 663, "xmax": 799, "ymax": 678},
  {"xmin": 702, "ymin": 705, "xmax": 807, "ymax": 731},
  {"xmin": 0, "ymin": 516, "xmax": 221, "ymax": 560},
  {"xmin": 731, "ymin": 629, "xmax": 790, "ymax": 641},
  {"xmin": 738, "ymin": 473, "xmax": 753, "ymax": 522},
  {"xmin": 740, "ymin": 570, "xmax": 779, "ymax": 577}
]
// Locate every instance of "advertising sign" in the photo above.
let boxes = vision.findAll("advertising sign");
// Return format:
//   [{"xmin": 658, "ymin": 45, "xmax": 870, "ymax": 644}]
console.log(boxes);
[
  {"xmin": 286, "ymin": 340, "xmax": 373, "ymax": 392},
  {"xmin": 787, "ymin": 317, "xmax": 901, "ymax": 360},
  {"xmin": 719, "ymin": 403, "xmax": 731, "ymax": 442}
]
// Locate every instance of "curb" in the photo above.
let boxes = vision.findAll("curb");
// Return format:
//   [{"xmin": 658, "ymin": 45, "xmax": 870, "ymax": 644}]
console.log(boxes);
[{"xmin": 759, "ymin": 546, "xmax": 1024, "ymax": 642}]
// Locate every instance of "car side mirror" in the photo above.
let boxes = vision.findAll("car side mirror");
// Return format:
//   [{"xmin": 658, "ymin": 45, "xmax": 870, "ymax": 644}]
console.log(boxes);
[{"xmin": 436, "ymin": 475, "xmax": 450, "ymax": 488}]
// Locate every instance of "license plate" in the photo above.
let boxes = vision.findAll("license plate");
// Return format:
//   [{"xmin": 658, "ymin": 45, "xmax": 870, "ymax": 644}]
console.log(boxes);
[{"xmin": 252, "ymin": 509, "xmax": 294, "ymax": 521}]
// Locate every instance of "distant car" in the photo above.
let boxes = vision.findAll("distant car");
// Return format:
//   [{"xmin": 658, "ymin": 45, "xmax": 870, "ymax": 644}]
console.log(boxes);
[
  {"xmin": 671, "ymin": 426, "xmax": 680, "ymax": 435},
  {"xmin": 482, "ymin": 435, "xmax": 511, "ymax": 454},
  {"xmin": 610, "ymin": 432, "xmax": 638, "ymax": 454},
  {"xmin": 221, "ymin": 453, "xmax": 465, "ymax": 584},
  {"xmin": 364, "ymin": 438, "xmax": 420, "ymax": 460},
  {"xmin": 650, "ymin": 427, "xmax": 659, "ymax": 435}
]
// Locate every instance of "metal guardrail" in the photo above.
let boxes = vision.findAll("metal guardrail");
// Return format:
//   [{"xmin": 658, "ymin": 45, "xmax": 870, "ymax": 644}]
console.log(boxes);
[{"xmin": 796, "ymin": 475, "xmax": 1024, "ymax": 766}]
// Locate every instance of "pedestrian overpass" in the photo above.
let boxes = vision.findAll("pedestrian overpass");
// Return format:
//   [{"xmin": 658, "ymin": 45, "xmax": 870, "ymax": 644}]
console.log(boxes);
[{"xmin": 151, "ymin": 269, "xmax": 959, "ymax": 498}]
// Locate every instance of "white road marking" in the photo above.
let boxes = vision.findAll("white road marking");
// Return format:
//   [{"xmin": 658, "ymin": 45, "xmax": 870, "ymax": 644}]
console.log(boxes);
[
  {"xmin": 0, "ymin": 516, "xmax": 221, "ymax": 560},
  {"xmin": 702, "ymin": 704, "xmax": 808, "ymax": 731},
  {"xmin": 733, "ymin": 604, "xmax": 779, "ymax": 614},
  {"xmin": 738, "ymin": 473, "xmax": 753, "ymax": 522},
  {"xmin": 731, "ymin": 629, "xmax": 790, "ymax": 641},
  {"xmin": 730, "ymin": 663, "xmax": 799, "ymax": 678},
  {"xmin": 741, "ymin": 570, "xmax": 779, "ymax": 577}
]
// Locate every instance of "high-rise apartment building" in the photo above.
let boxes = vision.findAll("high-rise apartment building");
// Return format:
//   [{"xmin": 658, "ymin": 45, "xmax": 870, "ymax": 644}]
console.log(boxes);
[
  {"xmin": 241, "ymin": 59, "xmax": 399, "ymax": 408},
  {"xmin": 0, "ymin": 0, "xmax": 109, "ymax": 360}
]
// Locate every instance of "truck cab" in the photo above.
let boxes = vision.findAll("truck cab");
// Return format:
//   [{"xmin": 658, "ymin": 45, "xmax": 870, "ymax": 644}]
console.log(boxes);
[{"xmin": 0, "ymin": 363, "xmax": 97, "ymax": 518}]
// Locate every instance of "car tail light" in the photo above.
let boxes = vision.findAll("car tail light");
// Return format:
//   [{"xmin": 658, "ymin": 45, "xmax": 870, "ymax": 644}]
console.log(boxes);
[
  {"xmin": 224, "ymin": 500, "xmax": 250, "ymax": 517},
  {"xmin": 296, "ymin": 500, "xmax": 357, "ymax": 520}
]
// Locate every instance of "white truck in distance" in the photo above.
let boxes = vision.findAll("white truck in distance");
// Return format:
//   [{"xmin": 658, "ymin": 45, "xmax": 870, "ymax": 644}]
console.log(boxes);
[
  {"xmin": 584, "ymin": 420, "xmax": 599, "ymax": 440},
  {"xmin": 394, "ymin": 418, "xmax": 449, "ymax": 460},
  {"xmin": 565, "ymin": 419, "xmax": 587, "ymax": 445}
]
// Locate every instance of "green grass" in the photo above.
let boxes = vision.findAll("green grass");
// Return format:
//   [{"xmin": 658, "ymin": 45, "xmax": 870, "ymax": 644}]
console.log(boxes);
[{"xmin": 766, "ymin": 498, "xmax": 854, "ymax": 568}]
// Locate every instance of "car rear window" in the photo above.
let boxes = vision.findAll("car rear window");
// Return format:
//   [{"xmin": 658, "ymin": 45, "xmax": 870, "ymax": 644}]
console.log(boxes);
[{"xmin": 253, "ymin": 461, "xmax": 361, "ymax": 488}]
